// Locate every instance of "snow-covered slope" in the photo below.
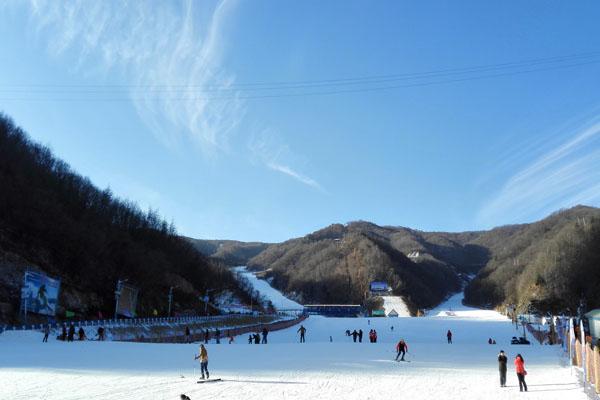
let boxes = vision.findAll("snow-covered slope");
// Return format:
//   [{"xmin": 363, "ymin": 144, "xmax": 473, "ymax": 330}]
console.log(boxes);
[
  {"xmin": 235, "ymin": 266, "xmax": 303, "ymax": 310},
  {"xmin": 426, "ymin": 291, "xmax": 504, "ymax": 320},
  {"xmin": 1, "ymin": 295, "xmax": 585, "ymax": 400},
  {"xmin": 381, "ymin": 295, "xmax": 410, "ymax": 317}
]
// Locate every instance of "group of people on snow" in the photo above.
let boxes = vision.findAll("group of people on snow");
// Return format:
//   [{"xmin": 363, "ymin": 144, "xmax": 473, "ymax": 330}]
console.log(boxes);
[
  {"xmin": 248, "ymin": 328, "xmax": 269, "ymax": 344},
  {"xmin": 498, "ymin": 350, "xmax": 528, "ymax": 392},
  {"xmin": 346, "ymin": 329, "xmax": 363, "ymax": 342}
]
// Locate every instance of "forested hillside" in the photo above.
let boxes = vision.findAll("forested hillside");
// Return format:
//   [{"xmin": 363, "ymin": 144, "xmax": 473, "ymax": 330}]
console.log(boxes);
[
  {"xmin": 464, "ymin": 206, "xmax": 600, "ymax": 313},
  {"xmin": 245, "ymin": 222, "xmax": 474, "ymax": 314},
  {"xmin": 187, "ymin": 239, "xmax": 270, "ymax": 266},
  {"xmin": 0, "ymin": 115, "xmax": 245, "ymax": 324},
  {"xmin": 193, "ymin": 207, "xmax": 600, "ymax": 315}
]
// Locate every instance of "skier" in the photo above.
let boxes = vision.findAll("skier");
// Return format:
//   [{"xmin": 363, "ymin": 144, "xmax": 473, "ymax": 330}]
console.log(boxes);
[
  {"xmin": 446, "ymin": 329, "xmax": 452, "ymax": 344},
  {"xmin": 194, "ymin": 344, "xmax": 210, "ymax": 380},
  {"xmin": 358, "ymin": 329, "xmax": 363, "ymax": 343},
  {"xmin": 498, "ymin": 350, "xmax": 507, "ymax": 387},
  {"xmin": 204, "ymin": 329, "xmax": 209, "ymax": 344},
  {"xmin": 297, "ymin": 325, "xmax": 306, "ymax": 343},
  {"xmin": 97, "ymin": 326, "xmax": 105, "ymax": 341},
  {"xmin": 395, "ymin": 339, "xmax": 408, "ymax": 361},
  {"xmin": 514, "ymin": 354, "xmax": 528, "ymax": 392},
  {"xmin": 78, "ymin": 326, "xmax": 86, "ymax": 341},
  {"xmin": 352, "ymin": 330, "xmax": 358, "ymax": 343},
  {"xmin": 67, "ymin": 323, "xmax": 75, "ymax": 342},
  {"xmin": 42, "ymin": 325, "xmax": 50, "ymax": 343},
  {"xmin": 262, "ymin": 327, "xmax": 269, "ymax": 344}
]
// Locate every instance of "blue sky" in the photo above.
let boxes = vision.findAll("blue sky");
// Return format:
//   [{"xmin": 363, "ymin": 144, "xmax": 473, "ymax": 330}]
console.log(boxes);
[{"xmin": 1, "ymin": 1, "xmax": 600, "ymax": 242}]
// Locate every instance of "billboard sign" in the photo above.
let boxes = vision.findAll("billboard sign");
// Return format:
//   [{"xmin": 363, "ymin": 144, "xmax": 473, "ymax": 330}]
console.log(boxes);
[
  {"xmin": 116, "ymin": 282, "xmax": 139, "ymax": 318},
  {"xmin": 21, "ymin": 271, "xmax": 61, "ymax": 316},
  {"xmin": 370, "ymin": 281, "xmax": 389, "ymax": 292}
]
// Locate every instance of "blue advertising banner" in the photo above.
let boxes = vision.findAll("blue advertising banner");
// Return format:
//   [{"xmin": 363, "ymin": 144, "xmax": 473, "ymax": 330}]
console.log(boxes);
[{"xmin": 21, "ymin": 271, "xmax": 61, "ymax": 316}]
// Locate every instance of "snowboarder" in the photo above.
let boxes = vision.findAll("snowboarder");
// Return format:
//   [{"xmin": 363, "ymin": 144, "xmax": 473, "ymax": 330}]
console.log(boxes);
[
  {"xmin": 358, "ymin": 329, "xmax": 363, "ymax": 343},
  {"xmin": 514, "ymin": 354, "xmax": 527, "ymax": 392},
  {"xmin": 498, "ymin": 350, "xmax": 507, "ymax": 387},
  {"xmin": 446, "ymin": 329, "xmax": 452, "ymax": 344},
  {"xmin": 204, "ymin": 329, "xmax": 209, "ymax": 344},
  {"xmin": 395, "ymin": 339, "xmax": 408, "ymax": 361},
  {"xmin": 352, "ymin": 330, "xmax": 358, "ymax": 342},
  {"xmin": 67, "ymin": 323, "xmax": 75, "ymax": 342},
  {"xmin": 262, "ymin": 327, "xmax": 269, "ymax": 344},
  {"xmin": 297, "ymin": 325, "xmax": 306, "ymax": 343},
  {"xmin": 194, "ymin": 344, "xmax": 209, "ymax": 380},
  {"xmin": 42, "ymin": 325, "xmax": 50, "ymax": 342}
]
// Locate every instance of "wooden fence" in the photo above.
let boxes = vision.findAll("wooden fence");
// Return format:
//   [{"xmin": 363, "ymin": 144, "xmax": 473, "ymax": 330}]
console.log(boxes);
[{"xmin": 565, "ymin": 326, "xmax": 600, "ymax": 395}]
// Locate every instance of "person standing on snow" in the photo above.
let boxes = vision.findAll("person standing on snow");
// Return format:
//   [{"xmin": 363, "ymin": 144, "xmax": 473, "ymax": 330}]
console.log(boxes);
[
  {"xmin": 395, "ymin": 339, "xmax": 408, "ymax": 361},
  {"xmin": 195, "ymin": 344, "xmax": 210, "ymax": 380},
  {"xmin": 42, "ymin": 325, "xmax": 50, "ymax": 343},
  {"xmin": 446, "ymin": 329, "xmax": 452, "ymax": 344},
  {"xmin": 514, "ymin": 354, "xmax": 527, "ymax": 392},
  {"xmin": 297, "ymin": 325, "xmax": 306, "ymax": 343},
  {"xmin": 497, "ymin": 350, "xmax": 508, "ymax": 387},
  {"xmin": 262, "ymin": 327, "xmax": 269, "ymax": 344},
  {"xmin": 352, "ymin": 330, "xmax": 358, "ymax": 343},
  {"xmin": 67, "ymin": 323, "xmax": 75, "ymax": 342},
  {"xmin": 358, "ymin": 329, "xmax": 363, "ymax": 343},
  {"xmin": 204, "ymin": 329, "xmax": 209, "ymax": 344}
]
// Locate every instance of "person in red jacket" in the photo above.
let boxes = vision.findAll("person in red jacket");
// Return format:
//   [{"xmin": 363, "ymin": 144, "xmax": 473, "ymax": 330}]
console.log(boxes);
[
  {"xmin": 395, "ymin": 339, "xmax": 408, "ymax": 361},
  {"xmin": 514, "ymin": 354, "xmax": 528, "ymax": 392}
]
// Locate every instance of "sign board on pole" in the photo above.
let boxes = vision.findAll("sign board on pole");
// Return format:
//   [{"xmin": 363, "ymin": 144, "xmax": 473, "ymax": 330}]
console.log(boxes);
[
  {"xmin": 116, "ymin": 283, "xmax": 139, "ymax": 318},
  {"xmin": 21, "ymin": 271, "xmax": 61, "ymax": 316}
]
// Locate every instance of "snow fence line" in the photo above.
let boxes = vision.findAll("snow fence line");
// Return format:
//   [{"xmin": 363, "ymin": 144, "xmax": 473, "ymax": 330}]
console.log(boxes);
[
  {"xmin": 0, "ymin": 312, "xmax": 301, "ymax": 336},
  {"xmin": 559, "ymin": 318, "xmax": 600, "ymax": 399},
  {"xmin": 128, "ymin": 314, "xmax": 308, "ymax": 343}
]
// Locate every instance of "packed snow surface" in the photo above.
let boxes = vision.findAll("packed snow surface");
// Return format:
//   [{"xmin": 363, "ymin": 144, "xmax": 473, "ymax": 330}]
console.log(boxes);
[
  {"xmin": 235, "ymin": 266, "xmax": 303, "ymax": 310},
  {"xmin": 0, "ymin": 289, "xmax": 585, "ymax": 399},
  {"xmin": 381, "ymin": 295, "xmax": 410, "ymax": 317}
]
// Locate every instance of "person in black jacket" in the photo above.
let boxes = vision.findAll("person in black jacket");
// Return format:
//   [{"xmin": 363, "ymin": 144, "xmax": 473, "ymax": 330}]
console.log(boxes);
[
  {"xmin": 498, "ymin": 350, "xmax": 508, "ymax": 387},
  {"xmin": 358, "ymin": 329, "xmax": 363, "ymax": 343},
  {"xmin": 67, "ymin": 323, "xmax": 75, "ymax": 342},
  {"xmin": 352, "ymin": 330, "xmax": 358, "ymax": 342}
]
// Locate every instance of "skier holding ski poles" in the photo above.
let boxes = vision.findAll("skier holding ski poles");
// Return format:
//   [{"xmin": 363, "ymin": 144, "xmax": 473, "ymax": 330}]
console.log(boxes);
[
  {"xmin": 194, "ymin": 344, "xmax": 210, "ymax": 380},
  {"xmin": 297, "ymin": 325, "xmax": 306, "ymax": 343},
  {"xmin": 395, "ymin": 339, "xmax": 408, "ymax": 361}
]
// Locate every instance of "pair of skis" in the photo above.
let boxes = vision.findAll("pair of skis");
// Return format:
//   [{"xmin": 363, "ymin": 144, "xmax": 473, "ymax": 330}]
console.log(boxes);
[{"xmin": 197, "ymin": 378, "xmax": 222, "ymax": 383}]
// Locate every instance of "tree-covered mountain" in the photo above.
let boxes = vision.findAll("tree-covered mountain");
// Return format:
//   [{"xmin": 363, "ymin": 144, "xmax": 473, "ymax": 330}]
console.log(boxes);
[
  {"xmin": 0, "ymin": 115, "xmax": 246, "ymax": 324},
  {"xmin": 187, "ymin": 239, "xmax": 270, "ymax": 267},
  {"xmin": 193, "ymin": 207, "xmax": 600, "ymax": 315}
]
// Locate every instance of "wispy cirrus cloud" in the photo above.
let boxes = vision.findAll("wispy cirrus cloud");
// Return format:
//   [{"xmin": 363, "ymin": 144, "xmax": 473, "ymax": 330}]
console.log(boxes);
[
  {"xmin": 248, "ymin": 131, "xmax": 325, "ymax": 192},
  {"xmin": 478, "ymin": 117, "xmax": 600, "ymax": 225},
  {"xmin": 22, "ymin": 0, "xmax": 241, "ymax": 155}
]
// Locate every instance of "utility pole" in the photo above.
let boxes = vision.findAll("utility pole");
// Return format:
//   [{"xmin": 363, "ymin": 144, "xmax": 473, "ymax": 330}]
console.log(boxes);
[{"xmin": 168, "ymin": 286, "xmax": 174, "ymax": 317}]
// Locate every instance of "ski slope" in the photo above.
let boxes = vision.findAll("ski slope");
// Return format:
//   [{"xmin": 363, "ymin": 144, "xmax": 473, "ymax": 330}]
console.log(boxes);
[
  {"xmin": 381, "ymin": 295, "xmax": 410, "ymax": 317},
  {"xmin": 235, "ymin": 266, "xmax": 303, "ymax": 311},
  {"xmin": 0, "ymin": 284, "xmax": 585, "ymax": 399}
]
